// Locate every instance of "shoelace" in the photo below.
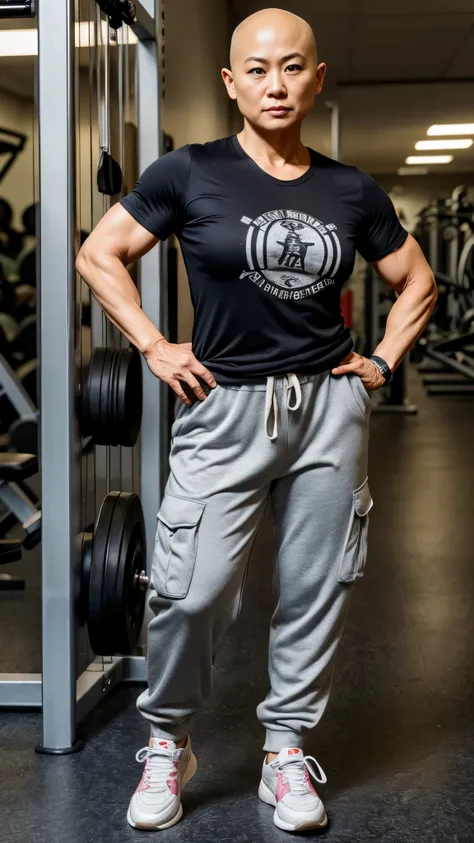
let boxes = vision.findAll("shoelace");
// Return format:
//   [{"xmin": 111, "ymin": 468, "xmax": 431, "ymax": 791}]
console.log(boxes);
[
  {"xmin": 136, "ymin": 746, "xmax": 178, "ymax": 793},
  {"xmin": 280, "ymin": 754, "xmax": 328, "ymax": 795}
]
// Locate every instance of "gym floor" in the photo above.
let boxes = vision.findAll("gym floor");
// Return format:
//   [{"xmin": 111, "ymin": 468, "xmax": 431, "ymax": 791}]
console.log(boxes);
[{"xmin": 1, "ymin": 366, "xmax": 474, "ymax": 843}]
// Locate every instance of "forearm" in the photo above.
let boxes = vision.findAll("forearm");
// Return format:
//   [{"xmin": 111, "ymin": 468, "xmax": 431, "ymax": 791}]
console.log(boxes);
[
  {"xmin": 373, "ymin": 270, "xmax": 438, "ymax": 371},
  {"xmin": 76, "ymin": 249, "xmax": 164, "ymax": 355}
]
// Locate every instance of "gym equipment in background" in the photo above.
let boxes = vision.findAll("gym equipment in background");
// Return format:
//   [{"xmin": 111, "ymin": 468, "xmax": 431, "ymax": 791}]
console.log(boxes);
[
  {"xmin": 0, "ymin": 450, "xmax": 148, "ymax": 655},
  {"xmin": 0, "ymin": 1, "xmax": 35, "ymax": 18},
  {"xmin": 77, "ymin": 490, "xmax": 148, "ymax": 656},
  {"xmin": 0, "ymin": 537, "xmax": 24, "ymax": 592},
  {"xmin": 413, "ymin": 186, "xmax": 474, "ymax": 396},
  {"xmin": 0, "ymin": 129, "xmax": 27, "ymax": 185},
  {"xmin": 96, "ymin": 5, "xmax": 123, "ymax": 196},
  {"xmin": 0, "ymin": 453, "xmax": 40, "ymax": 598},
  {"xmin": 0, "ymin": 352, "xmax": 38, "ymax": 444},
  {"xmin": 0, "ymin": 0, "xmax": 164, "ymax": 753},
  {"xmin": 79, "ymin": 345, "xmax": 143, "ymax": 446}
]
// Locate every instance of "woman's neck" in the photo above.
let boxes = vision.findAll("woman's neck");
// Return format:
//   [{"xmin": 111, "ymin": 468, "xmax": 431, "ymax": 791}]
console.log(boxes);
[{"xmin": 236, "ymin": 124, "xmax": 310, "ymax": 170}]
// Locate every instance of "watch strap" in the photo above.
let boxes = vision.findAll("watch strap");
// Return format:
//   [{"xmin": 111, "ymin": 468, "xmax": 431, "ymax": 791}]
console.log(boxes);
[{"xmin": 370, "ymin": 355, "xmax": 393, "ymax": 384}]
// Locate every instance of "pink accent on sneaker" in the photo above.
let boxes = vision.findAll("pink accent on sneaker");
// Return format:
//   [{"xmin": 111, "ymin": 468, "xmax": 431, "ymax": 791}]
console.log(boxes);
[
  {"xmin": 165, "ymin": 763, "xmax": 179, "ymax": 795},
  {"xmin": 136, "ymin": 762, "xmax": 150, "ymax": 793},
  {"xmin": 276, "ymin": 771, "xmax": 290, "ymax": 802},
  {"xmin": 166, "ymin": 776, "xmax": 179, "ymax": 795}
]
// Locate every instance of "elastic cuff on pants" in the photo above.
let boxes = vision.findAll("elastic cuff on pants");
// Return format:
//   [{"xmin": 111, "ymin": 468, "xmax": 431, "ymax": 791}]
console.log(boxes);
[
  {"xmin": 150, "ymin": 727, "xmax": 189, "ymax": 743},
  {"xmin": 263, "ymin": 730, "xmax": 304, "ymax": 753}
]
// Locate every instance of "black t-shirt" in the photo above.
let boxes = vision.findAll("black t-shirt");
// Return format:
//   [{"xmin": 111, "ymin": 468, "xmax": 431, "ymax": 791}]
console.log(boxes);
[{"xmin": 120, "ymin": 135, "xmax": 408, "ymax": 384}]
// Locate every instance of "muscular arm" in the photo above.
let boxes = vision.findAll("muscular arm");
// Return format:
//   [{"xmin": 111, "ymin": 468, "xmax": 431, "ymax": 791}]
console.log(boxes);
[
  {"xmin": 371, "ymin": 233, "xmax": 438, "ymax": 371},
  {"xmin": 76, "ymin": 204, "xmax": 165, "ymax": 354}
]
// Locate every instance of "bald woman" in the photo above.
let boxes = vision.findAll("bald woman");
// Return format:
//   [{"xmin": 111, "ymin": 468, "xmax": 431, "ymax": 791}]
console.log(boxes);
[{"xmin": 77, "ymin": 6, "xmax": 437, "ymax": 835}]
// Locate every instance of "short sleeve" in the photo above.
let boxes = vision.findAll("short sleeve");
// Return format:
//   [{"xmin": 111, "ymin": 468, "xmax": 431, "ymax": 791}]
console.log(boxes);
[
  {"xmin": 355, "ymin": 172, "xmax": 409, "ymax": 263},
  {"xmin": 119, "ymin": 145, "xmax": 191, "ymax": 241}
]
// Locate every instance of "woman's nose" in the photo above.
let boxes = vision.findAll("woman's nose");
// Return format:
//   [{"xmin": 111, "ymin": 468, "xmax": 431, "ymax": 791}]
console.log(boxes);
[{"xmin": 266, "ymin": 71, "xmax": 286, "ymax": 96}]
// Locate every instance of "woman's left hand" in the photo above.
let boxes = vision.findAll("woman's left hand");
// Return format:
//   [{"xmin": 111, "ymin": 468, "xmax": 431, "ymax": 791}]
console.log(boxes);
[{"xmin": 331, "ymin": 352, "xmax": 386, "ymax": 392}]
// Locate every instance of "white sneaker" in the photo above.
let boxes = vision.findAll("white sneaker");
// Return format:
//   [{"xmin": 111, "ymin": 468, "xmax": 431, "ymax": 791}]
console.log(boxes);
[
  {"xmin": 258, "ymin": 746, "xmax": 328, "ymax": 832},
  {"xmin": 127, "ymin": 736, "xmax": 197, "ymax": 830}
]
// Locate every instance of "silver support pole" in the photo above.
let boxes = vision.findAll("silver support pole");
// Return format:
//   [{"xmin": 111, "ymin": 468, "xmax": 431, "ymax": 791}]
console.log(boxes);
[
  {"xmin": 37, "ymin": 0, "xmax": 80, "ymax": 752},
  {"xmin": 325, "ymin": 101, "xmax": 340, "ymax": 162},
  {"xmin": 137, "ymin": 0, "xmax": 166, "ymax": 576}
]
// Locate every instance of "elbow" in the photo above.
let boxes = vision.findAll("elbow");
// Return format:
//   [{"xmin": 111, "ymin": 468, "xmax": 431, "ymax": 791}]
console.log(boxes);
[{"xmin": 76, "ymin": 245, "xmax": 90, "ymax": 277}]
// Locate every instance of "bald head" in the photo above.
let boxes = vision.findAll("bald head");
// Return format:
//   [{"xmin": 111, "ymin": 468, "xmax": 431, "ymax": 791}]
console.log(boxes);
[{"xmin": 229, "ymin": 8, "xmax": 318, "ymax": 70}]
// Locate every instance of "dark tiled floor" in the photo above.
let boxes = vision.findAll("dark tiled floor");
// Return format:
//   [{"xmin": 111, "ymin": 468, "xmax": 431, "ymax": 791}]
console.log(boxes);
[{"xmin": 2, "ymin": 367, "xmax": 474, "ymax": 842}]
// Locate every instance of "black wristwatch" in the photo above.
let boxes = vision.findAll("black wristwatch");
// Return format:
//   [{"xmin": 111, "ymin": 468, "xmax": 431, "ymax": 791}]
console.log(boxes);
[{"xmin": 370, "ymin": 355, "xmax": 393, "ymax": 384}]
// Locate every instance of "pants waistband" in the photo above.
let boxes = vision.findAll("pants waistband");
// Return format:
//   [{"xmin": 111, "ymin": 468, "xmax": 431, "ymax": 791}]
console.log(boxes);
[{"xmin": 216, "ymin": 372, "xmax": 327, "ymax": 392}]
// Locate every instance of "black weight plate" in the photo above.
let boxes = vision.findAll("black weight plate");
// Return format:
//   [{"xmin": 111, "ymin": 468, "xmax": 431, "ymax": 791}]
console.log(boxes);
[
  {"xmin": 79, "ymin": 361, "xmax": 91, "ymax": 437},
  {"xmin": 106, "ymin": 348, "xmax": 122, "ymax": 445},
  {"xmin": 76, "ymin": 531, "xmax": 92, "ymax": 627},
  {"xmin": 87, "ymin": 492, "xmax": 120, "ymax": 655},
  {"xmin": 86, "ymin": 347, "xmax": 107, "ymax": 441},
  {"xmin": 107, "ymin": 348, "xmax": 121, "ymax": 445},
  {"xmin": 103, "ymin": 492, "xmax": 146, "ymax": 654},
  {"xmin": 88, "ymin": 347, "xmax": 114, "ymax": 445},
  {"xmin": 113, "ymin": 348, "xmax": 127, "ymax": 444},
  {"xmin": 114, "ymin": 349, "xmax": 128, "ymax": 445},
  {"xmin": 98, "ymin": 347, "xmax": 115, "ymax": 443},
  {"xmin": 112, "ymin": 348, "xmax": 123, "ymax": 441},
  {"xmin": 116, "ymin": 346, "xmax": 143, "ymax": 447}
]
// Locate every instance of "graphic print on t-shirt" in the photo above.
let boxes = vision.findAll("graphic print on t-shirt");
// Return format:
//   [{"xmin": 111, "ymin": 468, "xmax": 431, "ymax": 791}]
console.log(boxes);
[{"xmin": 239, "ymin": 208, "xmax": 341, "ymax": 301}]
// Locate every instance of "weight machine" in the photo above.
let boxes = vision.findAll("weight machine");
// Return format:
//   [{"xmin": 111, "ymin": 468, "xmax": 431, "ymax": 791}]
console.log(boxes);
[
  {"xmin": 0, "ymin": 0, "xmax": 167, "ymax": 754},
  {"xmin": 413, "ymin": 186, "xmax": 474, "ymax": 396}
]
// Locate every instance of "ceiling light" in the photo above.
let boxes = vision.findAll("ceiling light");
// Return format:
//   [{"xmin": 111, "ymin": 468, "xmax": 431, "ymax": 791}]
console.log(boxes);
[
  {"xmin": 0, "ymin": 23, "xmax": 138, "ymax": 57},
  {"xmin": 397, "ymin": 167, "xmax": 429, "ymax": 176},
  {"xmin": 415, "ymin": 139, "xmax": 473, "ymax": 150},
  {"xmin": 0, "ymin": 29, "xmax": 37, "ymax": 57},
  {"xmin": 427, "ymin": 124, "xmax": 474, "ymax": 136},
  {"xmin": 405, "ymin": 155, "xmax": 453, "ymax": 165}
]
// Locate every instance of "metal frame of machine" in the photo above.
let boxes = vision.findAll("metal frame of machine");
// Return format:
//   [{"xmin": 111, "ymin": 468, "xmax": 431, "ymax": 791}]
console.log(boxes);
[{"xmin": 0, "ymin": 0, "xmax": 169, "ymax": 754}]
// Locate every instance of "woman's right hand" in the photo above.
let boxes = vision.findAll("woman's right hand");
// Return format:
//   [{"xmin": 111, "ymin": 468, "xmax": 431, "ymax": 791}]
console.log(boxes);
[{"xmin": 143, "ymin": 339, "xmax": 217, "ymax": 406}]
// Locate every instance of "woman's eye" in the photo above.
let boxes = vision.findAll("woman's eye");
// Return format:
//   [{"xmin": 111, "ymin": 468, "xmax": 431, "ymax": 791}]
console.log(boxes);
[
  {"xmin": 286, "ymin": 64, "xmax": 302, "ymax": 72},
  {"xmin": 249, "ymin": 67, "xmax": 265, "ymax": 75}
]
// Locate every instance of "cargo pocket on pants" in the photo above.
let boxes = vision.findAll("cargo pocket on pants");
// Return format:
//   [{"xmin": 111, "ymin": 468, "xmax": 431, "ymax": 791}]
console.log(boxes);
[
  {"xmin": 337, "ymin": 478, "xmax": 373, "ymax": 584},
  {"xmin": 152, "ymin": 493, "xmax": 206, "ymax": 598}
]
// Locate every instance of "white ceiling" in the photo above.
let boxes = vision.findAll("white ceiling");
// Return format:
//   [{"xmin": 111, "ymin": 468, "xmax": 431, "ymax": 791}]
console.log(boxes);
[{"xmin": 230, "ymin": 0, "xmax": 474, "ymax": 174}]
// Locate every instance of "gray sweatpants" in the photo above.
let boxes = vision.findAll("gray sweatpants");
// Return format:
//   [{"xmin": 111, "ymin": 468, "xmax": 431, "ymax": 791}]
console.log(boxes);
[{"xmin": 137, "ymin": 370, "xmax": 373, "ymax": 753}]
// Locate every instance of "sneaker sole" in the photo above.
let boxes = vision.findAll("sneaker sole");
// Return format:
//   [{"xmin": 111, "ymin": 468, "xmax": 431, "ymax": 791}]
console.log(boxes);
[
  {"xmin": 127, "ymin": 750, "xmax": 198, "ymax": 830},
  {"xmin": 258, "ymin": 778, "xmax": 328, "ymax": 832}
]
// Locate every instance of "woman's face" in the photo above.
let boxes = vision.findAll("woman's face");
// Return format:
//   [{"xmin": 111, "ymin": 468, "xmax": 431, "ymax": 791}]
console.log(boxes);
[{"xmin": 222, "ymin": 17, "xmax": 326, "ymax": 132}]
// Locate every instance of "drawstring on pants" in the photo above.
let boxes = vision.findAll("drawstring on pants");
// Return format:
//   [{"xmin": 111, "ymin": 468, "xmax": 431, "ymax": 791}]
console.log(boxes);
[{"xmin": 265, "ymin": 373, "xmax": 302, "ymax": 440}]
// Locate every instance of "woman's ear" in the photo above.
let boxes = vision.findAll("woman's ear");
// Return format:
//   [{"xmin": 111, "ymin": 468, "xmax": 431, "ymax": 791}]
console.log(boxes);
[{"xmin": 221, "ymin": 67, "xmax": 237, "ymax": 100}]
